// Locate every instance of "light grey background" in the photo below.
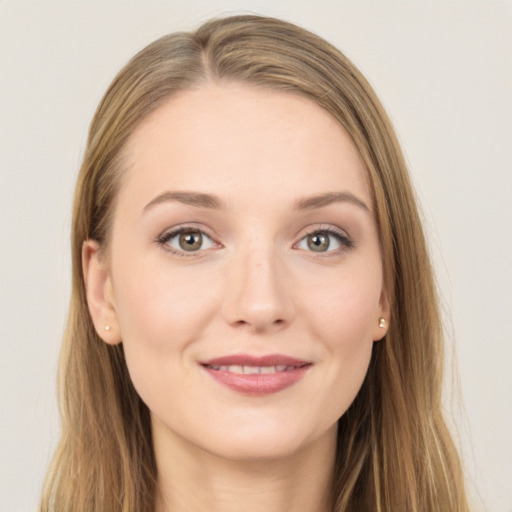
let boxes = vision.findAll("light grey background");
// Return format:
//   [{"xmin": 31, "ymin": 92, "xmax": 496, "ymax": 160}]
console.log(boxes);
[{"xmin": 1, "ymin": 1, "xmax": 511, "ymax": 511}]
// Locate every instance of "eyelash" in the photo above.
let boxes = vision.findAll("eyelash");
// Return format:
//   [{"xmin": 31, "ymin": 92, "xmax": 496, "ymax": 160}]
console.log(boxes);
[
  {"xmin": 156, "ymin": 226, "xmax": 219, "ymax": 257},
  {"xmin": 156, "ymin": 225, "xmax": 354, "ymax": 257},
  {"xmin": 299, "ymin": 226, "xmax": 354, "ymax": 253}
]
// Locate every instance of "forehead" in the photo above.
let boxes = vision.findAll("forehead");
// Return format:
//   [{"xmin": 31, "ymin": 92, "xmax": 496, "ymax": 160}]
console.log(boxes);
[{"xmin": 121, "ymin": 84, "xmax": 371, "ymax": 210}]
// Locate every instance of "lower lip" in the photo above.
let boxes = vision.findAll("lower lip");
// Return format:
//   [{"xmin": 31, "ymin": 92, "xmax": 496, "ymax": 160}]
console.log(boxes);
[{"xmin": 202, "ymin": 365, "xmax": 311, "ymax": 396}]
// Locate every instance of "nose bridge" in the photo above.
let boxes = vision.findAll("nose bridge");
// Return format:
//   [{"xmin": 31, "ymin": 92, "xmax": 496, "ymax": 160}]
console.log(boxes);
[{"xmin": 222, "ymin": 237, "xmax": 292, "ymax": 331}]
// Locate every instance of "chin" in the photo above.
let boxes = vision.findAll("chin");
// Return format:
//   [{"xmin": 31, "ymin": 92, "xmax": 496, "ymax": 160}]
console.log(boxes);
[
  {"xmin": 198, "ymin": 420, "xmax": 336, "ymax": 463},
  {"xmin": 208, "ymin": 439, "xmax": 306, "ymax": 463}
]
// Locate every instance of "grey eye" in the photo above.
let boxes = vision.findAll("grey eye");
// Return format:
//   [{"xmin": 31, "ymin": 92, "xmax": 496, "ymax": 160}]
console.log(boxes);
[
  {"xmin": 297, "ymin": 230, "xmax": 344, "ymax": 253},
  {"xmin": 307, "ymin": 233, "xmax": 330, "ymax": 252},
  {"xmin": 164, "ymin": 229, "xmax": 215, "ymax": 253},
  {"xmin": 179, "ymin": 230, "xmax": 203, "ymax": 251}
]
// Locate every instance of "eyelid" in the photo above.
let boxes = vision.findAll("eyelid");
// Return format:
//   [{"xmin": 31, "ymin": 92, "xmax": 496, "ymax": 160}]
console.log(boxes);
[
  {"xmin": 294, "ymin": 225, "xmax": 354, "ymax": 253},
  {"xmin": 156, "ymin": 224, "xmax": 221, "ymax": 256},
  {"xmin": 155, "ymin": 223, "xmax": 353, "ymax": 257}
]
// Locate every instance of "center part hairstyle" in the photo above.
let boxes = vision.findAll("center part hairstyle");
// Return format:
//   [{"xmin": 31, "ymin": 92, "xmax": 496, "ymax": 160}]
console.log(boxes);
[{"xmin": 41, "ymin": 15, "xmax": 469, "ymax": 512}]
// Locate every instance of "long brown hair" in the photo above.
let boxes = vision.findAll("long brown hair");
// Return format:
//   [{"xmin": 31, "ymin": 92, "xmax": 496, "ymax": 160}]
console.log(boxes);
[{"xmin": 40, "ymin": 15, "xmax": 469, "ymax": 511}]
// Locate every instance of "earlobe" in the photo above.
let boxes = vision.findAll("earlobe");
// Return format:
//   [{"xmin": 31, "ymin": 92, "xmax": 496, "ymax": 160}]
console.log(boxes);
[
  {"xmin": 82, "ymin": 240, "xmax": 122, "ymax": 345},
  {"xmin": 373, "ymin": 287, "xmax": 390, "ymax": 342}
]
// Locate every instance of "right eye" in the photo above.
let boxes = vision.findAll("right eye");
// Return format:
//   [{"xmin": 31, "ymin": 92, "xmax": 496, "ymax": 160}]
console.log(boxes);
[{"xmin": 158, "ymin": 228, "xmax": 216, "ymax": 256}]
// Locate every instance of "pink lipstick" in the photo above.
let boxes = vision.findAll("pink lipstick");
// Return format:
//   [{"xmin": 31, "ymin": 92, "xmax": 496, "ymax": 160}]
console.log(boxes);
[{"xmin": 200, "ymin": 354, "xmax": 312, "ymax": 396}]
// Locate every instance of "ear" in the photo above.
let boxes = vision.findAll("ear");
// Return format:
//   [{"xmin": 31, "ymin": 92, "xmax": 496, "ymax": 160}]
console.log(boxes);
[
  {"xmin": 372, "ymin": 286, "xmax": 390, "ymax": 342},
  {"xmin": 82, "ymin": 240, "xmax": 122, "ymax": 345}
]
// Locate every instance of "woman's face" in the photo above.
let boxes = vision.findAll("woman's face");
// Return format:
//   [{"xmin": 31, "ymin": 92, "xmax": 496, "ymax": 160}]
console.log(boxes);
[{"xmin": 85, "ymin": 84, "xmax": 389, "ymax": 460}]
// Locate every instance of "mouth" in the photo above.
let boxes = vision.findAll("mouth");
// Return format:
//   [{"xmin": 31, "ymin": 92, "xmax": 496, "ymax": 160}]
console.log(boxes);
[
  {"xmin": 204, "ymin": 364, "xmax": 307, "ymax": 374},
  {"xmin": 200, "ymin": 354, "xmax": 312, "ymax": 395}
]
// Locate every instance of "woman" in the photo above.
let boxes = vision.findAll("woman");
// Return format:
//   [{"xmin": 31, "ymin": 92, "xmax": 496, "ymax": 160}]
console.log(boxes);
[{"xmin": 40, "ymin": 14, "xmax": 470, "ymax": 512}]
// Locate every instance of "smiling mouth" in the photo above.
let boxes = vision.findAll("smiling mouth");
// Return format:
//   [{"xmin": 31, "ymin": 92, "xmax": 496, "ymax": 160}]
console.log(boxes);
[
  {"xmin": 200, "ymin": 354, "xmax": 312, "ymax": 395},
  {"xmin": 204, "ymin": 364, "xmax": 309, "ymax": 374}
]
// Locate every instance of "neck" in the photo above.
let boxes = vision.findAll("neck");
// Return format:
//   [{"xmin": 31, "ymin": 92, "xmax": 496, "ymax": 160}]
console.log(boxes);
[{"xmin": 153, "ymin": 420, "xmax": 337, "ymax": 512}]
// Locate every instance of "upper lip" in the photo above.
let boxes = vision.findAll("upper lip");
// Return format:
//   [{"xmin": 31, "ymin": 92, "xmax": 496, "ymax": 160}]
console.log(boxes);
[{"xmin": 201, "ymin": 353, "xmax": 312, "ymax": 367}]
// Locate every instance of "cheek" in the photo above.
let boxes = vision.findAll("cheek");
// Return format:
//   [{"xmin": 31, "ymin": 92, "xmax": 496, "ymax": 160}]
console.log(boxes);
[
  {"xmin": 110, "ymin": 253, "xmax": 220, "ymax": 399},
  {"xmin": 303, "ymin": 262, "xmax": 382, "ymax": 347},
  {"xmin": 298, "ymin": 264, "xmax": 381, "ymax": 418},
  {"xmin": 113, "ymin": 252, "xmax": 217, "ymax": 341}
]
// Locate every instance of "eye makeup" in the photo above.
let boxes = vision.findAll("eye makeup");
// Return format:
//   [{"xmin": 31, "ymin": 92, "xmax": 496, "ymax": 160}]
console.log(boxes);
[{"xmin": 155, "ymin": 222, "xmax": 354, "ymax": 259}]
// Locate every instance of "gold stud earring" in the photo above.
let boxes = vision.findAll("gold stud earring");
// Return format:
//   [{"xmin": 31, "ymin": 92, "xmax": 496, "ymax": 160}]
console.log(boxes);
[
  {"xmin": 105, "ymin": 325, "xmax": 112, "ymax": 331},
  {"xmin": 378, "ymin": 318, "xmax": 387, "ymax": 328}
]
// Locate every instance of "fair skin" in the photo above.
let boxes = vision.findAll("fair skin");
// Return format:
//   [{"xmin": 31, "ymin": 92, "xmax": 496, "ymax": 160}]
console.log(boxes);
[{"xmin": 83, "ymin": 84, "xmax": 389, "ymax": 512}]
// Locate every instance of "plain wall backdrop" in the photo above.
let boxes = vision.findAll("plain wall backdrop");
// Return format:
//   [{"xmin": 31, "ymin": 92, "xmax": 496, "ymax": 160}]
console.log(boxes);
[{"xmin": 1, "ymin": 1, "xmax": 511, "ymax": 511}]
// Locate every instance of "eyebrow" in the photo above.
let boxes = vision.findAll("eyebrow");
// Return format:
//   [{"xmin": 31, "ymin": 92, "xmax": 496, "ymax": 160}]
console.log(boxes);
[
  {"xmin": 143, "ymin": 190, "xmax": 370, "ymax": 213},
  {"xmin": 143, "ymin": 191, "xmax": 223, "ymax": 212},
  {"xmin": 293, "ymin": 191, "xmax": 370, "ymax": 212}
]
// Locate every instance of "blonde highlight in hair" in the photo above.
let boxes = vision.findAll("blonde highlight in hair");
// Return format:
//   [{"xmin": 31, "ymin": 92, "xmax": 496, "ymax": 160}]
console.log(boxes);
[{"xmin": 40, "ymin": 15, "xmax": 469, "ymax": 511}]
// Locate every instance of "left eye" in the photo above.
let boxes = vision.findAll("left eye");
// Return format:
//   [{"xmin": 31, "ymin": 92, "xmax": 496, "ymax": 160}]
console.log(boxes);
[
  {"xmin": 296, "ymin": 230, "xmax": 348, "ymax": 253},
  {"xmin": 160, "ymin": 228, "xmax": 216, "ymax": 253}
]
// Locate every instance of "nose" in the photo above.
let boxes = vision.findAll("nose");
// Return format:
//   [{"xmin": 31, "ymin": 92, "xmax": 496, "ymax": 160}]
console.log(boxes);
[{"xmin": 221, "ymin": 247, "xmax": 294, "ymax": 333}]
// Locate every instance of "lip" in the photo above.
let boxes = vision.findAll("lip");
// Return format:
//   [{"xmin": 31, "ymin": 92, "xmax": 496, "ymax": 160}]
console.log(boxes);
[{"xmin": 200, "ymin": 353, "xmax": 312, "ymax": 396}]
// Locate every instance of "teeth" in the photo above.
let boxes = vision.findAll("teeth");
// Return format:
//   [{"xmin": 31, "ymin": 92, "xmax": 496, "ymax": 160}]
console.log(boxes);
[
  {"xmin": 208, "ymin": 365, "xmax": 296, "ymax": 374},
  {"xmin": 244, "ymin": 366, "xmax": 260, "ymax": 374}
]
